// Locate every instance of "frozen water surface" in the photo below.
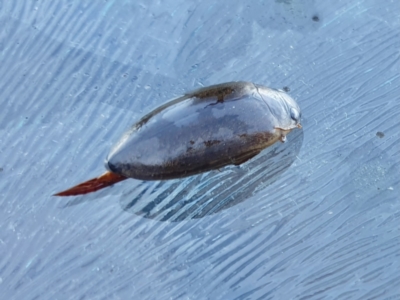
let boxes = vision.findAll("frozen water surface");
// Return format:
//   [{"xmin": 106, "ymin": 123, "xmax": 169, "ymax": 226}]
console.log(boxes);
[{"xmin": 0, "ymin": 0, "xmax": 399, "ymax": 299}]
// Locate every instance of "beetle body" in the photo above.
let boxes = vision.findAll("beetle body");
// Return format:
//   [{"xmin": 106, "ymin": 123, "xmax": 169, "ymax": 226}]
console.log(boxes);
[{"xmin": 107, "ymin": 81, "xmax": 301, "ymax": 180}]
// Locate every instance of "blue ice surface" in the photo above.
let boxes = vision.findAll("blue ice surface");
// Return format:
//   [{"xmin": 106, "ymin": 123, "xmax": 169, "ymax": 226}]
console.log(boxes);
[{"xmin": 0, "ymin": 0, "xmax": 399, "ymax": 299}]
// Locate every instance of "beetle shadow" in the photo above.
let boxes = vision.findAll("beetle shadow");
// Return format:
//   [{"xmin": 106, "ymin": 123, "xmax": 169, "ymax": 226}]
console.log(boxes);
[{"xmin": 119, "ymin": 129, "xmax": 304, "ymax": 222}]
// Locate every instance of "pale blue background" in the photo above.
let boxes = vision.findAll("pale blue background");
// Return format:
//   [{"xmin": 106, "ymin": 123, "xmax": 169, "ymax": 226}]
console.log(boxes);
[{"xmin": 0, "ymin": 1, "xmax": 399, "ymax": 299}]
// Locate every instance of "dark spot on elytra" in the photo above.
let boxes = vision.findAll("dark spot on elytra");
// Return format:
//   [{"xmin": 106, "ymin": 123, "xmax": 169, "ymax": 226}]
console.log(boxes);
[
  {"xmin": 282, "ymin": 86, "xmax": 290, "ymax": 92},
  {"xmin": 376, "ymin": 131, "xmax": 384, "ymax": 138},
  {"xmin": 312, "ymin": 15, "xmax": 320, "ymax": 22},
  {"xmin": 194, "ymin": 87, "xmax": 234, "ymax": 101},
  {"xmin": 204, "ymin": 140, "xmax": 221, "ymax": 147}
]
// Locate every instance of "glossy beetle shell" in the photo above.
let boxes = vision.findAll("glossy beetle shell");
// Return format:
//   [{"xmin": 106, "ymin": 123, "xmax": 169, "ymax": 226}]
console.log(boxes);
[{"xmin": 106, "ymin": 81, "xmax": 301, "ymax": 180}]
